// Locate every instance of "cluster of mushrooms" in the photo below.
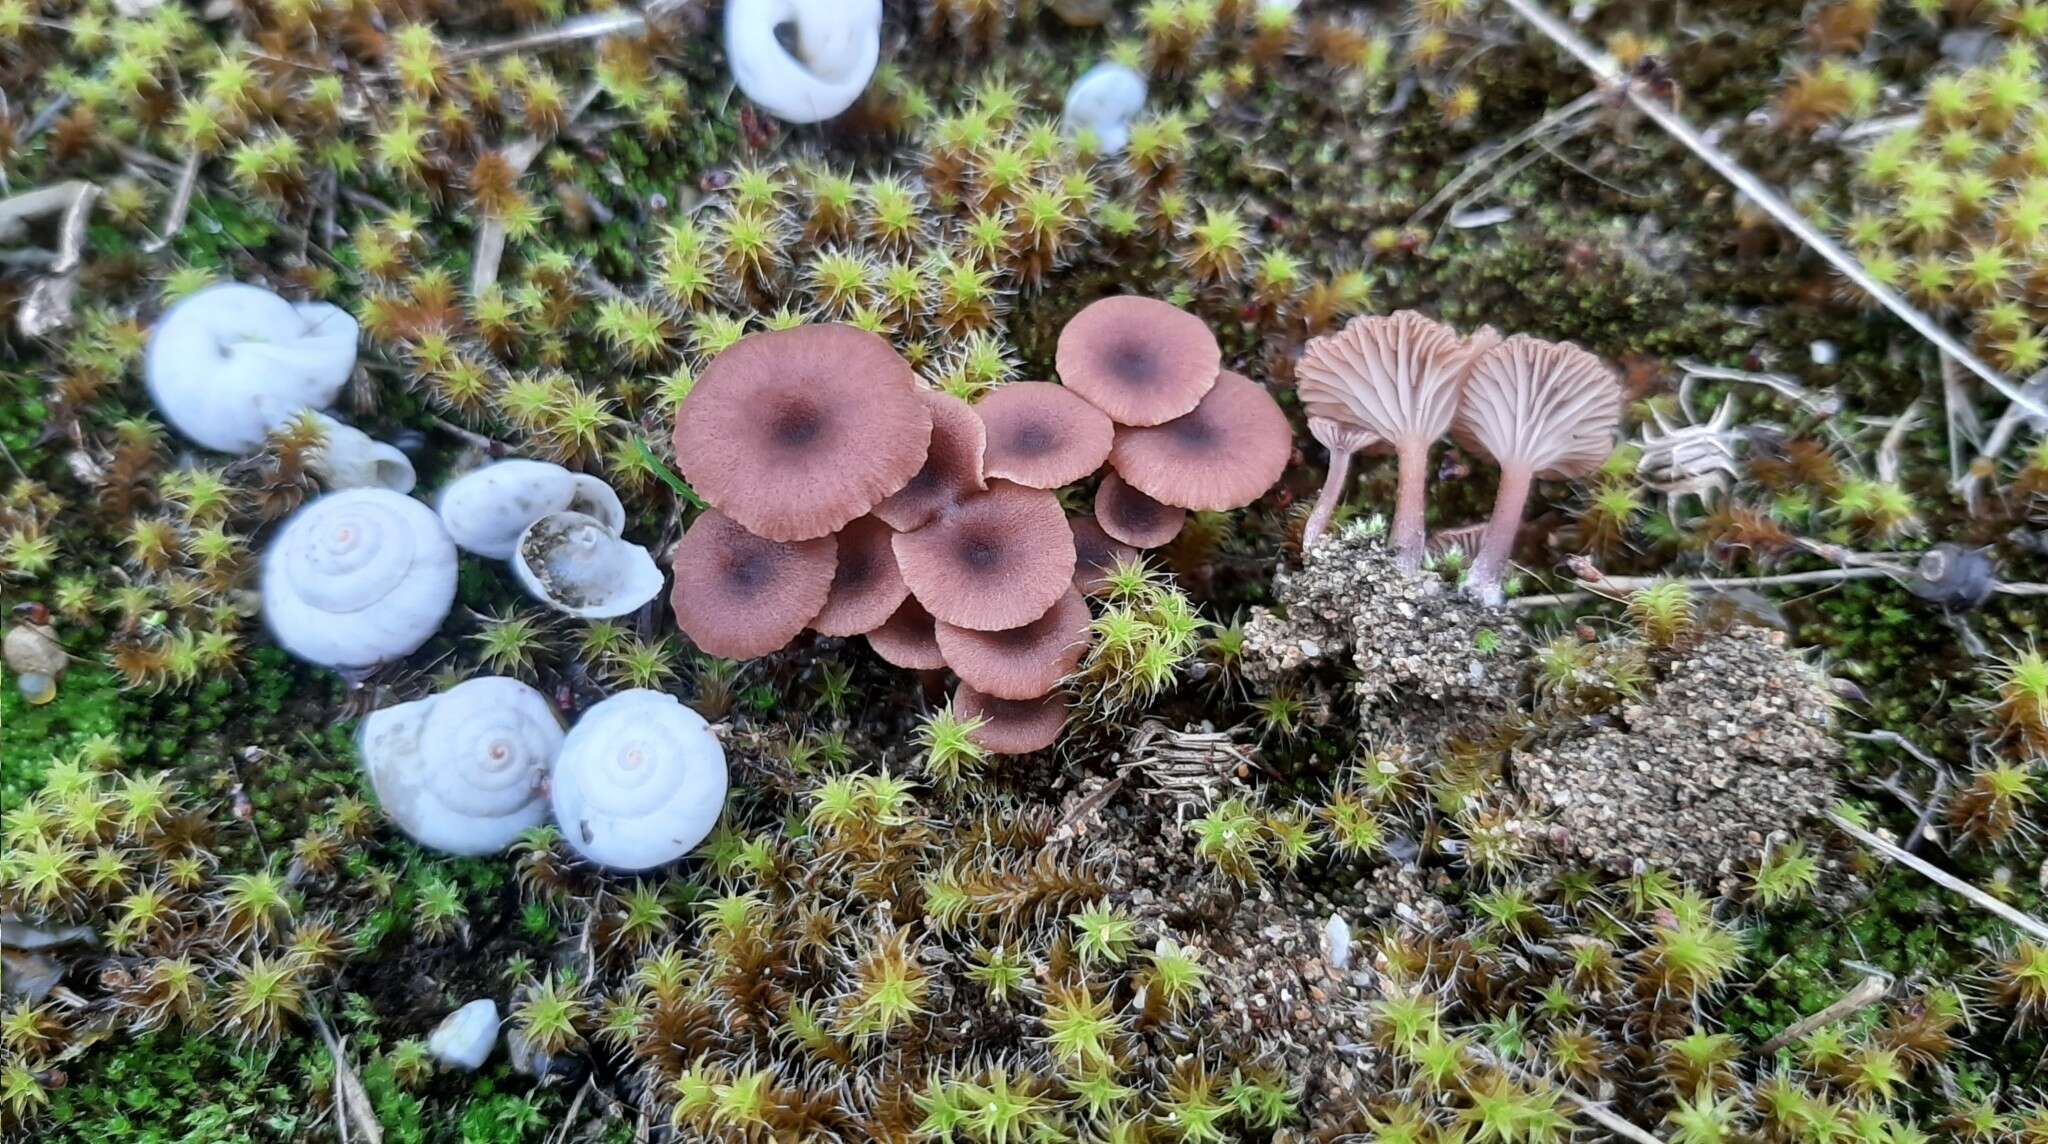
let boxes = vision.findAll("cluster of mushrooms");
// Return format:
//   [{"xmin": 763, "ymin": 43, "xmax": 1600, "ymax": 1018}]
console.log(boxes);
[
  {"xmin": 669, "ymin": 296, "xmax": 1291, "ymax": 753},
  {"xmin": 1294, "ymin": 310, "xmax": 1624, "ymax": 603}
]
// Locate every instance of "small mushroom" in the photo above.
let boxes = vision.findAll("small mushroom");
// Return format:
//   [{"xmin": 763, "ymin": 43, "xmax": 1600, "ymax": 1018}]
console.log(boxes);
[
  {"xmin": 305, "ymin": 412, "xmax": 417, "ymax": 493},
  {"xmin": 954, "ymin": 683, "xmax": 1068, "ymax": 755},
  {"xmin": 512, "ymin": 511, "xmax": 664, "ymax": 619},
  {"xmin": 549, "ymin": 689, "xmax": 728, "ymax": 871},
  {"xmin": 1453, "ymin": 335, "xmax": 1622, "ymax": 604},
  {"xmin": 261, "ymin": 488, "xmax": 458, "ymax": 670},
  {"xmin": 866, "ymin": 598, "xmax": 948, "ymax": 670},
  {"xmin": 1108, "ymin": 370, "xmax": 1292, "ymax": 511},
  {"xmin": 893, "ymin": 481, "xmax": 1076, "ymax": 631},
  {"xmin": 670, "ymin": 509, "xmax": 837, "ymax": 659},
  {"xmin": 437, "ymin": 459, "xmax": 627, "ymax": 561},
  {"xmin": 810, "ymin": 515, "xmax": 910, "ymax": 637},
  {"xmin": 1301, "ymin": 417, "xmax": 1379, "ymax": 551},
  {"xmin": 1055, "ymin": 296, "xmax": 1220, "ymax": 427},
  {"xmin": 871, "ymin": 389, "xmax": 988, "ymax": 532},
  {"xmin": 4, "ymin": 604, "xmax": 66, "ymax": 706},
  {"xmin": 936, "ymin": 587, "xmax": 1092, "ymax": 700},
  {"xmin": 1070, "ymin": 515, "xmax": 1138, "ymax": 597},
  {"xmin": 144, "ymin": 281, "xmax": 360, "ymax": 454},
  {"xmin": 357, "ymin": 676, "xmax": 562, "ymax": 856},
  {"xmin": 976, "ymin": 382, "xmax": 1115, "ymax": 490},
  {"xmin": 675, "ymin": 325, "xmax": 932, "ymax": 542},
  {"xmin": 1294, "ymin": 312, "xmax": 1498, "ymax": 565},
  {"xmin": 1062, "ymin": 61, "xmax": 1148, "ymax": 153},
  {"xmin": 724, "ymin": 0, "xmax": 882, "ymax": 124},
  {"xmin": 1095, "ymin": 470, "xmax": 1186, "ymax": 549}
]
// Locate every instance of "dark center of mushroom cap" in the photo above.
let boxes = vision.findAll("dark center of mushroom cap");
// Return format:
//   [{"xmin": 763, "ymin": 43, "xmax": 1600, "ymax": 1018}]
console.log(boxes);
[
  {"xmin": 959, "ymin": 533, "xmax": 1003, "ymax": 571},
  {"xmin": 721, "ymin": 545, "xmax": 775, "ymax": 595},
  {"xmin": 1166, "ymin": 409, "xmax": 1217, "ymax": 448},
  {"xmin": 1010, "ymin": 421, "xmax": 1058, "ymax": 455},
  {"xmin": 765, "ymin": 395, "xmax": 830, "ymax": 451},
  {"xmin": 1105, "ymin": 340, "xmax": 1156, "ymax": 387}
]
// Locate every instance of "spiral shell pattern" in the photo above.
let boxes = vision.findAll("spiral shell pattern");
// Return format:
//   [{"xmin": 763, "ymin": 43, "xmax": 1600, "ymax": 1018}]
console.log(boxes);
[
  {"xmin": 550, "ymin": 690, "xmax": 727, "ymax": 871},
  {"xmin": 359, "ymin": 676, "xmax": 562, "ymax": 856},
  {"xmin": 262, "ymin": 489, "xmax": 457, "ymax": 669}
]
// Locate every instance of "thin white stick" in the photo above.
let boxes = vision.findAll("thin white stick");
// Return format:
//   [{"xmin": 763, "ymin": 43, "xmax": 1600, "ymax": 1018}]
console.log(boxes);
[
  {"xmin": 1827, "ymin": 810, "xmax": 2048, "ymax": 943},
  {"xmin": 446, "ymin": 10, "xmax": 649, "ymax": 62},
  {"xmin": 1757, "ymin": 972, "xmax": 1890, "ymax": 1056},
  {"xmin": 1497, "ymin": 0, "xmax": 2048, "ymax": 424}
]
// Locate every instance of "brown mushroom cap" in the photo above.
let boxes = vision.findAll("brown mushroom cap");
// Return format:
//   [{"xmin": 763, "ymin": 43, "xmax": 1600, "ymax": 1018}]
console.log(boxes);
[
  {"xmin": 675, "ymin": 325, "xmax": 932, "ymax": 542},
  {"xmin": 955, "ymin": 682, "xmax": 1068, "ymax": 755},
  {"xmin": 1108, "ymin": 370, "xmax": 1292, "ymax": 512},
  {"xmin": 670, "ymin": 509, "xmax": 837, "ymax": 659},
  {"xmin": 808, "ymin": 515, "xmax": 909, "ymax": 637},
  {"xmin": 1055, "ymin": 296, "xmax": 1221, "ymax": 427},
  {"xmin": 892, "ymin": 480, "xmax": 1075, "ymax": 631},
  {"xmin": 976, "ymin": 382, "xmax": 1116, "ymax": 489},
  {"xmin": 871, "ymin": 389, "xmax": 988, "ymax": 532},
  {"xmin": 1069, "ymin": 514, "xmax": 1138, "ymax": 596},
  {"xmin": 1094, "ymin": 470, "xmax": 1186, "ymax": 549},
  {"xmin": 935, "ymin": 587, "xmax": 1091, "ymax": 700},
  {"xmin": 865, "ymin": 598, "xmax": 947, "ymax": 670}
]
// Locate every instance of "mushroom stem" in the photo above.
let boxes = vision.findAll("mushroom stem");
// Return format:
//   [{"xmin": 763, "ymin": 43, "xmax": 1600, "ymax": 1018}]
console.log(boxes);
[
  {"xmin": 1301, "ymin": 446, "xmax": 1358, "ymax": 551},
  {"xmin": 1390, "ymin": 437, "xmax": 1433, "ymax": 571},
  {"xmin": 1467, "ymin": 464, "xmax": 1533, "ymax": 605}
]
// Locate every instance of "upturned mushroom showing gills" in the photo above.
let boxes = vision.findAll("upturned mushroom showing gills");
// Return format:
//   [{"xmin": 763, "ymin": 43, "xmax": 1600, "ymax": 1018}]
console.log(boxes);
[
  {"xmin": 1055, "ymin": 295, "xmax": 1221, "ymax": 427},
  {"xmin": 437, "ymin": 460, "xmax": 627, "ymax": 561},
  {"xmin": 670, "ymin": 509, "xmax": 838, "ymax": 659},
  {"xmin": 512, "ymin": 511, "xmax": 663, "ymax": 619},
  {"xmin": 261, "ymin": 488, "xmax": 458, "ymax": 671},
  {"xmin": 976, "ymin": 382, "xmax": 1115, "ymax": 490},
  {"xmin": 144, "ymin": 281, "xmax": 361, "ymax": 454},
  {"xmin": 892, "ymin": 480, "xmax": 1076, "ymax": 631},
  {"xmin": 1294, "ymin": 311, "xmax": 1499, "ymax": 567},
  {"xmin": 357, "ymin": 676, "xmax": 562, "ymax": 856},
  {"xmin": 549, "ymin": 689, "xmax": 728, "ymax": 871},
  {"xmin": 724, "ymin": 0, "xmax": 882, "ymax": 124},
  {"xmin": 674, "ymin": 325, "xmax": 932, "ymax": 542},
  {"xmin": 1453, "ymin": 335, "xmax": 1623, "ymax": 604},
  {"xmin": 1107, "ymin": 371, "xmax": 1292, "ymax": 513}
]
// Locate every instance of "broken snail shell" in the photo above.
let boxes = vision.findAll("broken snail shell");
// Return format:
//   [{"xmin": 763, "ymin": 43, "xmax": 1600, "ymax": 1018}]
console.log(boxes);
[
  {"xmin": 512, "ymin": 511, "xmax": 663, "ymax": 619},
  {"xmin": 143, "ymin": 281, "xmax": 360, "ymax": 454},
  {"xmin": 436, "ymin": 460, "xmax": 626, "ymax": 561}
]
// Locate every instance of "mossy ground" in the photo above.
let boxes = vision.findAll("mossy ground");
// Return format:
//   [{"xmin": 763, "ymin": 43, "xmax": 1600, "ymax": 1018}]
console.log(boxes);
[{"xmin": 4, "ymin": 0, "xmax": 2047, "ymax": 1139}]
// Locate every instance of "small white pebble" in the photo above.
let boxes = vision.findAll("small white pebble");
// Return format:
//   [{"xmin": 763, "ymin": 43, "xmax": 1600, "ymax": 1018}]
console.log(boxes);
[
  {"xmin": 1322, "ymin": 913, "xmax": 1353, "ymax": 971},
  {"xmin": 1809, "ymin": 340, "xmax": 1838, "ymax": 366},
  {"xmin": 428, "ymin": 999, "xmax": 500, "ymax": 1071}
]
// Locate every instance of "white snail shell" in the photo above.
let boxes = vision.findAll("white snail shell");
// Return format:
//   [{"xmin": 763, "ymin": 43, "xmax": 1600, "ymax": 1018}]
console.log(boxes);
[
  {"xmin": 144, "ymin": 282, "xmax": 360, "ymax": 454},
  {"xmin": 436, "ymin": 460, "xmax": 627, "ymax": 561},
  {"xmin": 307, "ymin": 413, "xmax": 416, "ymax": 494},
  {"xmin": 512, "ymin": 511, "xmax": 663, "ymax": 619},
  {"xmin": 359, "ymin": 676, "xmax": 562, "ymax": 856},
  {"xmin": 724, "ymin": 0, "xmax": 882, "ymax": 124},
  {"xmin": 1062, "ymin": 62, "xmax": 1148, "ymax": 154},
  {"xmin": 550, "ymin": 690, "xmax": 727, "ymax": 871},
  {"xmin": 262, "ymin": 488, "xmax": 458, "ymax": 670}
]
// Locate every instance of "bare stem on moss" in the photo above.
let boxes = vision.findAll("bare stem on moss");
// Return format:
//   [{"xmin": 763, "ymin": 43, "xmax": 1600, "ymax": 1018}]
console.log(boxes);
[{"xmin": 1827, "ymin": 810, "xmax": 2048, "ymax": 943}]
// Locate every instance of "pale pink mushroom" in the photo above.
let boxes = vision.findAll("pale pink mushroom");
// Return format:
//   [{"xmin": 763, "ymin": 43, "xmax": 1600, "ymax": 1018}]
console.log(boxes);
[
  {"xmin": 1293, "ymin": 312, "xmax": 1498, "ymax": 568},
  {"xmin": 976, "ymin": 382, "xmax": 1115, "ymax": 489},
  {"xmin": 866, "ymin": 598, "xmax": 948, "ymax": 670},
  {"xmin": 808, "ymin": 514, "xmax": 909, "ymax": 637},
  {"xmin": 1055, "ymin": 296, "xmax": 1220, "ymax": 427},
  {"xmin": 1452, "ymin": 335, "xmax": 1621, "ymax": 604},
  {"xmin": 1069, "ymin": 514, "xmax": 1138, "ymax": 597},
  {"xmin": 1107, "ymin": 371, "xmax": 1292, "ymax": 512},
  {"xmin": 1300, "ymin": 416, "xmax": 1379, "ymax": 550},
  {"xmin": 892, "ymin": 481, "xmax": 1076, "ymax": 631},
  {"xmin": 670, "ymin": 509, "xmax": 838, "ymax": 658},
  {"xmin": 872, "ymin": 389, "xmax": 988, "ymax": 532}
]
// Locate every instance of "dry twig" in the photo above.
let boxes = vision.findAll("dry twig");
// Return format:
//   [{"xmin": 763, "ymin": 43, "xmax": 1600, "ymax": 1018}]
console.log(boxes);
[{"xmin": 1827, "ymin": 810, "xmax": 2048, "ymax": 943}]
